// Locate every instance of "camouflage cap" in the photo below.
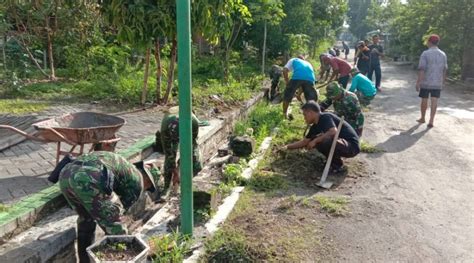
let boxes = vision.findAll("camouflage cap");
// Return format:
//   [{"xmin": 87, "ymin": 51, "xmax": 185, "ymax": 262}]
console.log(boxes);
[
  {"xmin": 133, "ymin": 160, "xmax": 157, "ymax": 192},
  {"xmin": 326, "ymin": 82, "xmax": 344, "ymax": 99}
]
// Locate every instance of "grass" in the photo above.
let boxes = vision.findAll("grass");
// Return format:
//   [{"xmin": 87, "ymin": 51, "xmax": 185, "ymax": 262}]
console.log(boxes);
[
  {"xmin": 360, "ymin": 140, "xmax": 384, "ymax": 153},
  {"xmin": 314, "ymin": 195, "xmax": 350, "ymax": 216},
  {"xmin": 0, "ymin": 99, "xmax": 49, "ymax": 114},
  {"xmin": 0, "ymin": 204, "xmax": 9, "ymax": 213},
  {"xmin": 149, "ymin": 231, "xmax": 192, "ymax": 263},
  {"xmin": 248, "ymin": 171, "xmax": 288, "ymax": 192}
]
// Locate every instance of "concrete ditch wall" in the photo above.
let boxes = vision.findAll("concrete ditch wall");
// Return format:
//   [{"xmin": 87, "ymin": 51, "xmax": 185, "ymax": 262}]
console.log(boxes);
[{"xmin": 0, "ymin": 92, "xmax": 265, "ymax": 262}]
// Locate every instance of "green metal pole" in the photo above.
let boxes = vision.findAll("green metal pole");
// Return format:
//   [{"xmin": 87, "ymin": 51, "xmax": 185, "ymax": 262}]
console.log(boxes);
[{"xmin": 176, "ymin": 0, "xmax": 193, "ymax": 235}]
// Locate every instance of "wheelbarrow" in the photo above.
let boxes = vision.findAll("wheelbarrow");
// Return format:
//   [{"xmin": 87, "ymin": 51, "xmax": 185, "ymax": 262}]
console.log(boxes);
[{"xmin": 0, "ymin": 112, "xmax": 126, "ymax": 164}]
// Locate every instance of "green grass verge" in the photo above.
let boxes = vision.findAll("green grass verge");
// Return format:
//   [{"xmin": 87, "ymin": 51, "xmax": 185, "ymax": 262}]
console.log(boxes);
[{"xmin": 0, "ymin": 99, "xmax": 49, "ymax": 114}]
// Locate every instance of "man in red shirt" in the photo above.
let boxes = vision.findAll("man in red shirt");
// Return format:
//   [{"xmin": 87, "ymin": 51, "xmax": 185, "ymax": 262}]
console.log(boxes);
[{"xmin": 321, "ymin": 54, "xmax": 353, "ymax": 89}]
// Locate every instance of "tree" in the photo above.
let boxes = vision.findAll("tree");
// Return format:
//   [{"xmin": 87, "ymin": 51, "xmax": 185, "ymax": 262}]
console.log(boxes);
[
  {"xmin": 249, "ymin": 0, "xmax": 285, "ymax": 74},
  {"xmin": 347, "ymin": 0, "xmax": 374, "ymax": 40},
  {"xmin": 101, "ymin": 0, "xmax": 167, "ymax": 105}
]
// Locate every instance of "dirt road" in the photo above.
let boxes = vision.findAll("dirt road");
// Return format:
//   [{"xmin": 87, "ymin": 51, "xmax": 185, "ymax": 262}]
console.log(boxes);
[{"xmin": 327, "ymin": 62, "xmax": 474, "ymax": 261}]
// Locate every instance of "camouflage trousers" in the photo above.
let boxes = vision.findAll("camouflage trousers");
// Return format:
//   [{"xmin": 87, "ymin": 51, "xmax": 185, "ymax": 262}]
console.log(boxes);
[
  {"xmin": 161, "ymin": 135, "xmax": 202, "ymax": 190},
  {"xmin": 59, "ymin": 163, "xmax": 127, "ymax": 235},
  {"xmin": 356, "ymin": 91, "xmax": 374, "ymax": 107},
  {"xmin": 345, "ymin": 113, "xmax": 365, "ymax": 136}
]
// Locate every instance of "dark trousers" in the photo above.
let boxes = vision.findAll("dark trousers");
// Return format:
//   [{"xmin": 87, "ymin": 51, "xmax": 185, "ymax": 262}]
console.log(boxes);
[
  {"xmin": 338, "ymin": 75, "xmax": 350, "ymax": 89},
  {"xmin": 316, "ymin": 138, "xmax": 360, "ymax": 168},
  {"xmin": 368, "ymin": 64, "xmax": 382, "ymax": 88}
]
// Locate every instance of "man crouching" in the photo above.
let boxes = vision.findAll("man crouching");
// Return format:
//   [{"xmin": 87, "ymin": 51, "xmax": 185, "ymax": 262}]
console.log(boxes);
[{"xmin": 282, "ymin": 101, "xmax": 360, "ymax": 173}]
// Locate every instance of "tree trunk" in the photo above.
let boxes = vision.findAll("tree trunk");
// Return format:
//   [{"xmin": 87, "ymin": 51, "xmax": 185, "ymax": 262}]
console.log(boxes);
[
  {"xmin": 45, "ymin": 17, "xmax": 56, "ymax": 80},
  {"xmin": 461, "ymin": 45, "xmax": 474, "ymax": 81},
  {"xmin": 2, "ymin": 35, "xmax": 6, "ymax": 71},
  {"xmin": 261, "ymin": 20, "xmax": 267, "ymax": 75},
  {"xmin": 154, "ymin": 39, "xmax": 162, "ymax": 104},
  {"xmin": 141, "ymin": 48, "xmax": 151, "ymax": 105},
  {"xmin": 163, "ymin": 38, "xmax": 177, "ymax": 105}
]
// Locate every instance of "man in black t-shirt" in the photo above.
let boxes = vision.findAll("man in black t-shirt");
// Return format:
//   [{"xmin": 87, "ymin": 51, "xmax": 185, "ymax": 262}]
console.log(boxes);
[{"xmin": 282, "ymin": 101, "xmax": 360, "ymax": 173}]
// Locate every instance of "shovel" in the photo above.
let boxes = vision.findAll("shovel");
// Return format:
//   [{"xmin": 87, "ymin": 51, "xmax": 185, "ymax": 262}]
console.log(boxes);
[{"xmin": 316, "ymin": 116, "xmax": 345, "ymax": 189}]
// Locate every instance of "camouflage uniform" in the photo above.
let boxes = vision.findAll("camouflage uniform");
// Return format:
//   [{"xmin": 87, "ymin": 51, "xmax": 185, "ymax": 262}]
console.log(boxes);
[
  {"xmin": 58, "ymin": 151, "xmax": 145, "ymax": 263},
  {"xmin": 59, "ymin": 151, "xmax": 144, "ymax": 234},
  {"xmin": 267, "ymin": 65, "xmax": 282, "ymax": 100},
  {"xmin": 321, "ymin": 84, "xmax": 364, "ymax": 136},
  {"xmin": 160, "ymin": 111, "xmax": 202, "ymax": 191}
]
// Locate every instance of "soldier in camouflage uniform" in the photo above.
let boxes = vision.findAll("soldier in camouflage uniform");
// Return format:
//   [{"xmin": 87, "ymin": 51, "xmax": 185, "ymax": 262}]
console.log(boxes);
[
  {"xmin": 320, "ymin": 82, "xmax": 365, "ymax": 136},
  {"xmin": 56, "ymin": 151, "xmax": 157, "ymax": 263},
  {"xmin": 267, "ymin": 65, "xmax": 282, "ymax": 101},
  {"xmin": 160, "ymin": 106, "xmax": 202, "ymax": 192}
]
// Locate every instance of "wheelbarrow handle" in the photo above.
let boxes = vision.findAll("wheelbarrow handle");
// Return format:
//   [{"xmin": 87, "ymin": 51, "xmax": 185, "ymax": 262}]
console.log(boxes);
[
  {"xmin": 0, "ymin": 125, "xmax": 48, "ymax": 142},
  {"xmin": 42, "ymin": 127, "xmax": 76, "ymax": 145}
]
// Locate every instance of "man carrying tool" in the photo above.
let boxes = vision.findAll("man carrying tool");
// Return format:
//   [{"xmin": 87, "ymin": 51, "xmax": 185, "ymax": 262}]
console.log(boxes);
[
  {"xmin": 159, "ymin": 106, "xmax": 202, "ymax": 193},
  {"xmin": 50, "ymin": 151, "xmax": 159, "ymax": 263},
  {"xmin": 281, "ymin": 101, "xmax": 360, "ymax": 173},
  {"xmin": 267, "ymin": 64, "xmax": 283, "ymax": 101},
  {"xmin": 282, "ymin": 55, "xmax": 318, "ymax": 120},
  {"xmin": 320, "ymin": 82, "xmax": 365, "ymax": 136},
  {"xmin": 321, "ymin": 54, "xmax": 353, "ymax": 89},
  {"xmin": 348, "ymin": 67, "xmax": 377, "ymax": 106}
]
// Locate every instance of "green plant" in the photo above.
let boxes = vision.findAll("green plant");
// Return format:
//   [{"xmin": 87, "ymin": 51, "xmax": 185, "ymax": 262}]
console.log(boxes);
[
  {"xmin": 360, "ymin": 140, "xmax": 384, "ymax": 153},
  {"xmin": 248, "ymin": 171, "xmax": 288, "ymax": 192},
  {"xmin": 314, "ymin": 195, "xmax": 349, "ymax": 216},
  {"xmin": 0, "ymin": 204, "xmax": 9, "ymax": 213},
  {"xmin": 109, "ymin": 242, "xmax": 127, "ymax": 252},
  {"xmin": 149, "ymin": 231, "xmax": 192, "ymax": 263},
  {"xmin": 222, "ymin": 164, "xmax": 245, "ymax": 186}
]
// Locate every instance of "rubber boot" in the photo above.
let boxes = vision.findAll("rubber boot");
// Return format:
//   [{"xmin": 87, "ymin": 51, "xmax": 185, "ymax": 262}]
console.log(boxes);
[{"xmin": 77, "ymin": 219, "xmax": 97, "ymax": 263}]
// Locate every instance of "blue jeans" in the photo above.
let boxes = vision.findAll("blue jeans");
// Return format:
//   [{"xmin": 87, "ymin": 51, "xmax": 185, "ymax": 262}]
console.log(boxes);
[{"xmin": 368, "ymin": 64, "xmax": 382, "ymax": 88}]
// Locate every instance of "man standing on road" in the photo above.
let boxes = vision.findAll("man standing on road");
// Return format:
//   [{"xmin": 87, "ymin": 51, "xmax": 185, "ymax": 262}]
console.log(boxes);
[
  {"xmin": 320, "ymin": 82, "xmax": 365, "ymax": 136},
  {"xmin": 416, "ymin": 34, "xmax": 448, "ymax": 128},
  {"xmin": 368, "ymin": 35, "xmax": 384, "ymax": 91},
  {"xmin": 52, "ymin": 151, "xmax": 158, "ymax": 263},
  {"xmin": 354, "ymin": 41, "xmax": 371, "ymax": 75},
  {"xmin": 349, "ymin": 68, "xmax": 377, "ymax": 106},
  {"xmin": 282, "ymin": 55, "xmax": 318, "ymax": 120},
  {"xmin": 282, "ymin": 101, "xmax": 360, "ymax": 174},
  {"xmin": 342, "ymin": 41, "xmax": 350, "ymax": 60},
  {"xmin": 321, "ymin": 54, "xmax": 353, "ymax": 89}
]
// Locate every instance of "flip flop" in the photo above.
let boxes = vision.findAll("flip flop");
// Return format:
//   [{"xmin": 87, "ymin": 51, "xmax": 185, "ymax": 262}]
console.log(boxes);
[{"xmin": 427, "ymin": 124, "xmax": 434, "ymax": 128}]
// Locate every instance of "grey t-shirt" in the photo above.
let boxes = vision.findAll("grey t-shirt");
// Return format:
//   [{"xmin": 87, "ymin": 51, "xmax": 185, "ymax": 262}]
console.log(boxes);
[{"xmin": 418, "ymin": 47, "xmax": 448, "ymax": 90}]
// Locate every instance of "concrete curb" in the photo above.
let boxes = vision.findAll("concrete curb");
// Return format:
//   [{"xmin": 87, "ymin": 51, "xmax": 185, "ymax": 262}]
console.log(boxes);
[{"xmin": 0, "ymin": 92, "xmax": 265, "ymax": 262}]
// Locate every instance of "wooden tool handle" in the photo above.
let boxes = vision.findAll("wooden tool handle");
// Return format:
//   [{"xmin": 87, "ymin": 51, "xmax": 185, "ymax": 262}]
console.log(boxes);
[{"xmin": 320, "ymin": 116, "xmax": 345, "ymax": 182}]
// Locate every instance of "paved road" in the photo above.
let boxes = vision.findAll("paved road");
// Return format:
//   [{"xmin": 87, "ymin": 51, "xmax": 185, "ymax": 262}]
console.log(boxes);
[
  {"xmin": 0, "ymin": 105, "xmax": 164, "ymax": 204},
  {"xmin": 326, "ymin": 61, "xmax": 474, "ymax": 261}
]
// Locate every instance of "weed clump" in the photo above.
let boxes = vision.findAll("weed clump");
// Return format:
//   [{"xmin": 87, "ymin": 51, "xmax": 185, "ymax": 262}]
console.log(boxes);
[
  {"xmin": 203, "ymin": 229, "xmax": 266, "ymax": 262},
  {"xmin": 248, "ymin": 171, "xmax": 288, "ymax": 192},
  {"xmin": 314, "ymin": 195, "xmax": 350, "ymax": 216},
  {"xmin": 360, "ymin": 140, "xmax": 384, "ymax": 153},
  {"xmin": 149, "ymin": 232, "xmax": 192, "ymax": 263}
]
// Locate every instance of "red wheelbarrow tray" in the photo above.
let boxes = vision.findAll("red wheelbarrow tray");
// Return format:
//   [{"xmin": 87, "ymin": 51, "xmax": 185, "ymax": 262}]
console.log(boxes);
[{"xmin": 33, "ymin": 112, "xmax": 126, "ymax": 144}]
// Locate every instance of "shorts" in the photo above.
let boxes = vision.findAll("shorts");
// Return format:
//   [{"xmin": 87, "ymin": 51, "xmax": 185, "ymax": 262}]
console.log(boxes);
[
  {"xmin": 283, "ymin": 79, "xmax": 317, "ymax": 103},
  {"xmin": 419, "ymin": 89, "xmax": 441, "ymax": 99}
]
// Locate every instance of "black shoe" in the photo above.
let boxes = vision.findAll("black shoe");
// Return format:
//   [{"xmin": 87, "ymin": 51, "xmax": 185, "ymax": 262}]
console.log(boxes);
[{"xmin": 330, "ymin": 165, "xmax": 347, "ymax": 174}]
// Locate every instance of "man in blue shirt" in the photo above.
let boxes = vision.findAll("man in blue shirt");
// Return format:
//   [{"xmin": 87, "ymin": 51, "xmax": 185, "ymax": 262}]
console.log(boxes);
[
  {"xmin": 282, "ymin": 55, "xmax": 318, "ymax": 120},
  {"xmin": 349, "ymin": 68, "xmax": 377, "ymax": 106}
]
